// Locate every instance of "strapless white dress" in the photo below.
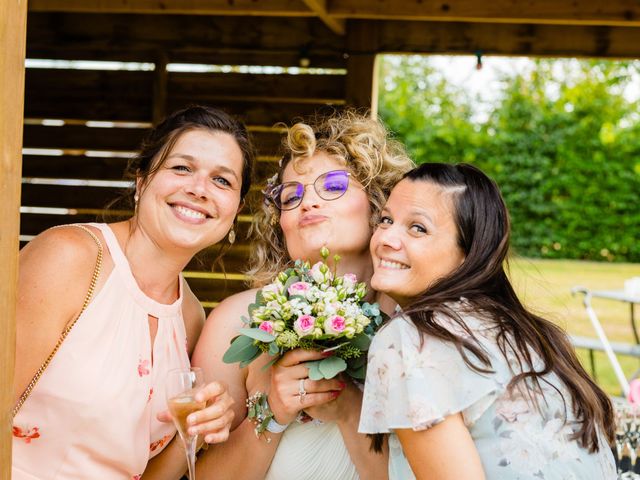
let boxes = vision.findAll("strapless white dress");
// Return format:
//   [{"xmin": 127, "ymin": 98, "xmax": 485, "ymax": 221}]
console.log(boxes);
[{"xmin": 265, "ymin": 420, "xmax": 359, "ymax": 480}]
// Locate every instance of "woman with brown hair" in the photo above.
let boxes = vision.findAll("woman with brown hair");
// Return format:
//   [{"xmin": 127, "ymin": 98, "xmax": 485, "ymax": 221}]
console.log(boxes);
[
  {"xmin": 359, "ymin": 162, "xmax": 616, "ymax": 479},
  {"xmin": 13, "ymin": 105, "xmax": 254, "ymax": 479}
]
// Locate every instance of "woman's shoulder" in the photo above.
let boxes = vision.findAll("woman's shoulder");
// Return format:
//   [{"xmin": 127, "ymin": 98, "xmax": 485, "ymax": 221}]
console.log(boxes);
[
  {"xmin": 197, "ymin": 288, "xmax": 259, "ymax": 345},
  {"xmin": 20, "ymin": 225, "xmax": 105, "ymax": 289},
  {"xmin": 208, "ymin": 288, "xmax": 259, "ymax": 323}
]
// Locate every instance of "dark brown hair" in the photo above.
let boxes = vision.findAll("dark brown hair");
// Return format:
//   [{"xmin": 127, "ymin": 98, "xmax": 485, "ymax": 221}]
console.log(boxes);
[
  {"xmin": 393, "ymin": 162, "xmax": 613, "ymax": 452},
  {"xmin": 109, "ymin": 105, "xmax": 255, "ymax": 216}
]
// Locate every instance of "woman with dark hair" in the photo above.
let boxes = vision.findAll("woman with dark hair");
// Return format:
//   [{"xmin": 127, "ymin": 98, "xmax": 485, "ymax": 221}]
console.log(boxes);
[
  {"xmin": 359, "ymin": 163, "xmax": 616, "ymax": 479},
  {"xmin": 13, "ymin": 105, "xmax": 255, "ymax": 479}
]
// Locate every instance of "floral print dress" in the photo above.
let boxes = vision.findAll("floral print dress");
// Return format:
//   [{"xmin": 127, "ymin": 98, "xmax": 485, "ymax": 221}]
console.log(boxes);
[{"xmin": 359, "ymin": 310, "xmax": 616, "ymax": 480}]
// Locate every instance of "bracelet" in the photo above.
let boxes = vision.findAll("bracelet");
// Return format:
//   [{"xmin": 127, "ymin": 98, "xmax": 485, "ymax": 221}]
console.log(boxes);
[{"xmin": 246, "ymin": 391, "xmax": 289, "ymax": 442}]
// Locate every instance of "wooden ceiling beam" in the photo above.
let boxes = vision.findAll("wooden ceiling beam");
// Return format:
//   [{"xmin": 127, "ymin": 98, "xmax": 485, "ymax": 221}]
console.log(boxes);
[
  {"xmin": 332, "ymin": 0, "xmax": 640, "ymax": 28},
  {"xmin": 351, "ymin": 19, "xmax": 640, "ymax": 59},
  {"xmin": 28, "ymin": 0, "xmax": 313, "ymax": 16},
  {"xmin": 28, "ymin": 0, "xmax": 640, "ymax": 27},
  {"xmin": 302, "ymin": 0, "xmax": 345, "ymax": 35}
]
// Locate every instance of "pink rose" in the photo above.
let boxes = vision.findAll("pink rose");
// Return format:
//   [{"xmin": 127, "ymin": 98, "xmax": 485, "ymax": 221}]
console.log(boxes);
[
  {"xmin": 628, "ymin": 379, "xmax": 640, "ymax": 405},
  {"xmin": 324, "ymin": 315, "xmax": 346, "ymax": 336},
  {"xmin": 259, "ymin": 321, "xmax": 274, "ymax": 335},
  {"xmin": 288, "ymin": 281, "xmax": 311, "ymax": 297},
  {"xmin": 294, "ymin": 314, "xmax": 316, "ymax": 337}
]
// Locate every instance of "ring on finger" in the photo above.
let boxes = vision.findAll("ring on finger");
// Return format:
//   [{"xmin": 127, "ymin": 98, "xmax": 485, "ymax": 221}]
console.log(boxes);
[{"xmin": 298, "ymin": 378, "xmax": 307, "ymax": 403}]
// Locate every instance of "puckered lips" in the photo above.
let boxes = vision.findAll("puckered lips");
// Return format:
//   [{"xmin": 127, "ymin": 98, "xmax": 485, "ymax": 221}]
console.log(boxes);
[
  {"xmin": 169, "ymin": 201, "xmax": 212, "ymax": 225},
  {"xmin": 298, "ymin": 213, "xmax": 328, "ymax": 228}
]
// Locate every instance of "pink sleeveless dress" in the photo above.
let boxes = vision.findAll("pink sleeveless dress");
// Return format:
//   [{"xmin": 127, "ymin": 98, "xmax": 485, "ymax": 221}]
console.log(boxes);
[{"xmin": 13, "ymin": 223, "xmax": 191, "ymax": 479}]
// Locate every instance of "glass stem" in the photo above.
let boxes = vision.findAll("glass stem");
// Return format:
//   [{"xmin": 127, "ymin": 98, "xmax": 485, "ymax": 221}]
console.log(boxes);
[{"xmin": 185, "ymin": 435, "xmax": 197, "ymax": 480}]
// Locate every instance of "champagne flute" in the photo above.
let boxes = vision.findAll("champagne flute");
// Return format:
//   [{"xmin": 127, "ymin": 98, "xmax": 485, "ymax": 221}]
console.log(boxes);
[{"xmin": 166, "ymin": 367, "xmax": 205, "ymax": 480}]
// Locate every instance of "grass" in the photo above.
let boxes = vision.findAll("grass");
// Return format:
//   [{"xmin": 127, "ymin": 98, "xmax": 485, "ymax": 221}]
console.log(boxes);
[{"xmin": 508, "ymin": 257, "xmax": 640, "ymax": 396}]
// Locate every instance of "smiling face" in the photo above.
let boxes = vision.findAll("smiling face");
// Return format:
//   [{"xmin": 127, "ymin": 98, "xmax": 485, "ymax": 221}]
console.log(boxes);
[
  {"xmin": 135, "ymin": 128, "xmax": 244, "ymax": 253},
  {"xmin": 370, "ymin": 178, "xmax": 466, "ymax": 307},
  {"xmin": 278, "ymin": 152, "xmax": 372, "ymax": 264}
]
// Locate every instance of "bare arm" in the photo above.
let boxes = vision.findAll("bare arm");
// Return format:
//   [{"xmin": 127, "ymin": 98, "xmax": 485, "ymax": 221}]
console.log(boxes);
[
  {"xmin": 15, "ymin": 226, "xmax": 108, "ymax": 402},
  {"xmin": 395, "ymin": 413, "xmax": 485, "ymax": 480}
]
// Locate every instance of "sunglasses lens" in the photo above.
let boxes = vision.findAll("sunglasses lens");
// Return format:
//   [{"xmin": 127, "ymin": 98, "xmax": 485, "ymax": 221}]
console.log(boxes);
[
  {"xmin": 318, "ymin": 170, "xmax": 349, "ymax": 200},
  {"xmin": 277, "ymin": 183, "xmax": 305, "ymax": 210}
]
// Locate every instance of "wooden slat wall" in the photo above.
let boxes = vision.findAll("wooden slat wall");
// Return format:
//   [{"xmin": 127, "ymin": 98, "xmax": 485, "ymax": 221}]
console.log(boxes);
[{"xmin": 22, "ymin": 13, "xmax": 351, "ymax": 308}]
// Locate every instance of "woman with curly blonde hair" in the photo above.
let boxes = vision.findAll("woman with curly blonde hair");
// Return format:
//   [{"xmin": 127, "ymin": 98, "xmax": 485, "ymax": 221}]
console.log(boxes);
[{"xmin": 192, "ymin": 110, "xmax": 414, "ymax": 479}]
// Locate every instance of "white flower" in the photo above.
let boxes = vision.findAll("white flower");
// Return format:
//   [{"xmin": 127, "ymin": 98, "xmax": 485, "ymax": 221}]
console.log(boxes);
[
  {"xmin": 261, "ymin": 283, "xmax": 281, "ymax": 301},
  {"xmin": 342, "ymin": 273, "xmax": 358, "ymax": 291},
  {"xmin": 310, "ymin": 261, "xmax": 333, "ymax": 284}
]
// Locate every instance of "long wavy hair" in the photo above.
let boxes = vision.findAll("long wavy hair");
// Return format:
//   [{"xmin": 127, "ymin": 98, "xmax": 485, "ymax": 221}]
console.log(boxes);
[
  {"xmin": 247, "ymin": 110, "xmax": 414, "ymax": 286},
  {"xmin": 398, "ymin": 163, "xmax": 614, "ymax": 452}
]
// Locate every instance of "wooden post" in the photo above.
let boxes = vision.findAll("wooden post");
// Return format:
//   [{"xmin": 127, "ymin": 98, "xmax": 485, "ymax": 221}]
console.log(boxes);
[
  {"xmin": 345, "ymin": 21, "xmax": 379, "ymax": 116},
  {"xmin": 0, "ymin": 0, "xmax": 27, "ymax": 476}
]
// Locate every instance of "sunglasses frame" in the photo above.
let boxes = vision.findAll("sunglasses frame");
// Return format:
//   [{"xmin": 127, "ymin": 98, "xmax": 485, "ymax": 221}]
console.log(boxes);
[{"xmin": 267, "ymin": 169, "xmax": 352, "ymax": 211}]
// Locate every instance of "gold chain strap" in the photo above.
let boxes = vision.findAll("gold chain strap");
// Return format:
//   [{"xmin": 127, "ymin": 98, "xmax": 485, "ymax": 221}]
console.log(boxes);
[{"xmin": 12, "ymin": 225, "xmax": 104, "ymax": 418}]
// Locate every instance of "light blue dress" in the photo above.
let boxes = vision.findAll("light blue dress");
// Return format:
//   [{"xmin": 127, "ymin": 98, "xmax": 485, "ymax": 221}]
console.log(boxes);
[{"xmin": 359, "ymin": 310, "xmax": 616, "ymax": 480}]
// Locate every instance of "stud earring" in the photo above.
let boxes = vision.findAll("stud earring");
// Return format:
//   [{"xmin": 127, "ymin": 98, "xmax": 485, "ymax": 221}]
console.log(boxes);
[
  {"xmin": 134, "ymin": 193, "xmax": 139, "ymax": 204},
  {"xmin": 228, "ymin": 227, "xmax": 236, "ymax": 244}
]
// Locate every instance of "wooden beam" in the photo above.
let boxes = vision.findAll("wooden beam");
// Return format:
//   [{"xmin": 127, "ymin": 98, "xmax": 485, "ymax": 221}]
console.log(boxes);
[
  {"xmin": 0, "ymin": 0, "xmax": 27, "ymax": 476},
  {"xmin": 345, "ymin": 22, "xmax": 378, "ymax": 111},
  {"xmin": 26, "ymin": 13, "xmax": 347, "ymax": 68},
  {"xmin": 27, "ymin": 0, "xmax": 640, "ymax": 27},
  {"xmin": 329, "ymin": 0, "xmax": 640, "ymax": 27},
  {"xmin": 302, "ymin": 0, "xmax": 345, "ymax": 35},
  {"xmin": 28, "ymin": 0, "xmax": 313, "ymax": 16},
  {"xmin": 354, "ymin": 19, "xmax": 640, "ymax": 59}
]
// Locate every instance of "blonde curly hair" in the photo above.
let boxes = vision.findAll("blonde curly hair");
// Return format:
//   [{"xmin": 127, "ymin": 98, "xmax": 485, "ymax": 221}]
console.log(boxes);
[{"xmin": 247, "ymin": 110, "xmax": 415, "ymax": 286}]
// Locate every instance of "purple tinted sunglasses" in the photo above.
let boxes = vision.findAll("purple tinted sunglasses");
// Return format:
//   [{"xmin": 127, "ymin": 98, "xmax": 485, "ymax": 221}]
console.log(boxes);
[{"xmin": 267, "ymin": 169, "xmax": 351, "ymax": 211}]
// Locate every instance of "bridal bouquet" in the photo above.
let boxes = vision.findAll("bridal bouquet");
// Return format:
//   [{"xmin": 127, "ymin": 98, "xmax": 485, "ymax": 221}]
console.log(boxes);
[{"xmin": 223, "ymin": 248, "xmax": 384, "ymax": 380}]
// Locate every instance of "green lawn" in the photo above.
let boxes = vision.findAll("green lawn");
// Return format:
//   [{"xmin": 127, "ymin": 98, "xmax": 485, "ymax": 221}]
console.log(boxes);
[{"xmin": 508, "ymin": 257, "xmax": 640, "ymax": 395}]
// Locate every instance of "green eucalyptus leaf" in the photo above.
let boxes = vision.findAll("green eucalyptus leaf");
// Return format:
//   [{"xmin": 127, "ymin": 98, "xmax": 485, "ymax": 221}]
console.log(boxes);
[
  {"xmin": 239, "ymin": 328, "xmax": 276, "ymax": 342},
  {"xmin": 306, "ymin": 360, "xmax": 324, "ymax": 380},
  {"xmin": 261, "ymin": 355, "xmax": 281, "ymax": 371},
  {"xmin": 346, "ymin": 364, "xmax": 366, "ymax": 380},
  {"xmin": 347, "ymin": 354, "xmax": 367, "ymax": 369},
  {"xmin": 350, "ymin": 333, "xmax": 372, "ymax": 351},
  {"xmin": 318, "ymin": 356, "xmax": 347, "ymax": 379},
  {"xmin": 223, "ymin": 335, "xmax": 259, "ymax": 364},
  {"xmin": 239, "ymin": 349, "xmax": 262, "ymax": 368},
  {"xmin": 268, "ymin": 342, "xmax": 280, "ymax": 355}
]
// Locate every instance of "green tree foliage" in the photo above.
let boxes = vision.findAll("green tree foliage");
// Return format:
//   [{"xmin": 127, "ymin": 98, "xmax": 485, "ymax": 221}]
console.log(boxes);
[{"xmin": 378, "ymin": 56, "xmax": 640, "ymax": 262}]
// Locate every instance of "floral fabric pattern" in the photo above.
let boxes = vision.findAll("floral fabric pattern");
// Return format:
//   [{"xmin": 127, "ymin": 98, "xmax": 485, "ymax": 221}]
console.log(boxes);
[
  {"xmin": 359, "ymin": 312, "xmax": 616, "ymax": 480},
  {"xmin": 12, "ymin": 426, "xmax": 40, "ymax": 444}
]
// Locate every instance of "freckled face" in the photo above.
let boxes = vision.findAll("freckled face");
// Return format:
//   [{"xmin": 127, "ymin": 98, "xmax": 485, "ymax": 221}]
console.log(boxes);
[
  {"xmin": 278, "ymin": 152, "xmax": 372, "ymax": 264},
  {"xmin": 136, "ymin": 129, "xmax": 244, "ymax": 253},
  {"xmin": 370, "ymin": 179, "xmax": 465, "ymax": 306}
]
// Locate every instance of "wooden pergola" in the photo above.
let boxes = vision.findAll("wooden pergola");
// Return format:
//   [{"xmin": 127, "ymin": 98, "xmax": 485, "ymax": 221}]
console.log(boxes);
[{"xmin": 3, "ymin": 1, "xmax": 640, "ymax": 476}]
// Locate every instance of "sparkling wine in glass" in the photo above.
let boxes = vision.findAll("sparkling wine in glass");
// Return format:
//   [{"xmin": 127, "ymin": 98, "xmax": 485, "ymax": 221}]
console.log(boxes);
[{"xmin": 166, "ymin": 367, "xmax": 205, "ymax": 480}]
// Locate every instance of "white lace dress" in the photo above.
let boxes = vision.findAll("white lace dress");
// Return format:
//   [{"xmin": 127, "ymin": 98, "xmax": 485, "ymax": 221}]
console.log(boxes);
[
  {"xmin": 359, "ymin": 312, "xmax": 616, "ymax": 480},
  {"xmin": 265, "ymin": 420, "xmax": 359, "ymax": 480}
]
